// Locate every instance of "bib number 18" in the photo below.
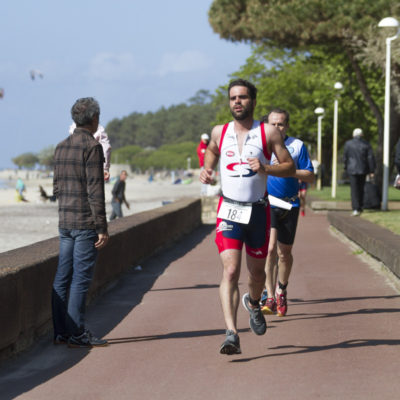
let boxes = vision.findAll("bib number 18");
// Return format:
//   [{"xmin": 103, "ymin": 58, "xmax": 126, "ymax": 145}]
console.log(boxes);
[{"xmin": 217, "ymin": 200, "xmax": 252, "ymax": 224}]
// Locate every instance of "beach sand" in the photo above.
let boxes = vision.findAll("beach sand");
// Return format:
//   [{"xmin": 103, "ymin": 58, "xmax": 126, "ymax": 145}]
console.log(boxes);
[{"xmin": 0, "ymin": 170, "xmax": 206, "ymax": 254}]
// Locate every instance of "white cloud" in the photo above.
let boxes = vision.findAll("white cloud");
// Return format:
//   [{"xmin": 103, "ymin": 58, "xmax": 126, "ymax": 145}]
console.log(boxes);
[
  {"xmin": 87, "ymin": 52, "xmax": 140, "ymax": 81},
  {"xmin": 157, "ymin": 50, "xmax": 213, "ymax": 77}
]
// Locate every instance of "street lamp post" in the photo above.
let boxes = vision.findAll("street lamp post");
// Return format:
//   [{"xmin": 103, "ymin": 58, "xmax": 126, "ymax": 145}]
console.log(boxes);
[
  {"xmin": 378, "ymin": 17, "xmax": 400, "ymax": 211},
  {"xmin": 332, "ymin": 82, "xmax": 343, "ymax": 198},
  {"xmin": 314, "ymin": 107, "xmax": 325, "ymax": 190}
]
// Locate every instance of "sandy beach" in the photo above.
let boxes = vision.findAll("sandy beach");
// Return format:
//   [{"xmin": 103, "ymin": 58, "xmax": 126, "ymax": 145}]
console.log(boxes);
[{"xmin": 0, "ymin": 168, "xmax": 207, "ymax": 254}]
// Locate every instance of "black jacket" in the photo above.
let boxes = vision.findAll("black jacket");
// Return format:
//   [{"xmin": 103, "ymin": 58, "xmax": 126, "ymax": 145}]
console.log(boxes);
[
  {"xmin": 112, "ymin": 179, "xmax": 126, "ymax": 202},
  {"xmin": 343, "ymin": 136, "xmax": 376, "ymax": 175},
  {"xmin": 395, "ymin": 139, "xmax": 400, "ymax": 174}
]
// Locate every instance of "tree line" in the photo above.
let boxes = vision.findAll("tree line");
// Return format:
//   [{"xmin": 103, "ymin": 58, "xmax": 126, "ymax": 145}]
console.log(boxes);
[
  {"xmin": 13, "ymin": 1, "xmax": 400, "ymax": 185},
  {"xmin": 209, "ymin": 0, "xmax": 400, "ymax": 188}
]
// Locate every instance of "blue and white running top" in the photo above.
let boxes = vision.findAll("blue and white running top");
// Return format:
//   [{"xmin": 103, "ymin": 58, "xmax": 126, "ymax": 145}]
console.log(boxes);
[
  {"xmin": 219, "ymin": 120, "xmax": 271, "ymax": 203},
  {"xmin": 268, "ymin": 136, "xmax": 313, "ymax": 207}
]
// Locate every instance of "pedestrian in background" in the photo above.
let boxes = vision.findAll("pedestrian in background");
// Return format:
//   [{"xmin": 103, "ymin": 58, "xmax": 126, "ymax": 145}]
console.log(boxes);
[
  {"xmin": 52, "ymin": 97, "xmax": 109, "ymax": 348},
  {"xmin": 110, "ymin": 170, "xmax": 130, "ymax": 220},
  {"xmin": 343, "ymin": 128, "xmax": 376, "ymax": 216},
  {"xmin": 197, "ymin": 133, "xmax": 210, "ymax": 195}
]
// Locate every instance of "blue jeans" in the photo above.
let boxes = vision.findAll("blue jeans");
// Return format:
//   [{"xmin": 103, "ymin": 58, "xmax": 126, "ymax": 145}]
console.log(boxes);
[
  {"xmin": 52, "ymin": 229, "xmax": 98, "ymax": 337},
  {"xmin": 110, "ymin": 200, "xmax": 123, "ymax": 220}
]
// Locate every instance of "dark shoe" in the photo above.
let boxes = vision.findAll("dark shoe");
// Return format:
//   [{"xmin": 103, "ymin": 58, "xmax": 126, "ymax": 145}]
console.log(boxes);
[
  {"xmin": 68, "ymin": 329, "xmax": 108, "ymax": 348},
  {"xmin": 242, "ymin": 293, "xmax": 267, "ymax": 335},
  {"xmin": 220, "ymin": 330, "xmax": 241, "ymax": 355},
  {"xmin": 53, "ymin": 333, "xmax": 69, "ymax": 345}
]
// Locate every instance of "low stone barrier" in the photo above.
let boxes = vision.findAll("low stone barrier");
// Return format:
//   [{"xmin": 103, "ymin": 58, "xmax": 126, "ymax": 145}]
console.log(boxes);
[
  {"xmin": 0, "ymin": 198, "xmax": 201, "ymax": 360},
  {"xmin": 327, "ymin": 211, "xmax": 400, "ymax": 279}
]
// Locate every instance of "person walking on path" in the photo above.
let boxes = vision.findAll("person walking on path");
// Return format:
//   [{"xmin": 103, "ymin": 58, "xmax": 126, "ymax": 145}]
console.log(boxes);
[
  {"xmin": 259, "ymin": 109, "xmax": 314, "ymax": 317},
  {"xmin": 395, "ymin": 138, "xmax": 400, "ymax": 174},
  {"xmin": 200, "ymin": 79, "xmax": 295, "ymax": 355},
  {"xmin": 343, "ymin": 128, "xmax": 376, "ymax": 216},
  {"xmin": 52, "ymin": 97, "xmax": 109, "ymax": 348},
  {"xmin": 109, "ymin": 170, "xmax": 130, "ymax": 220},
  {"xmin": 298, "ymin": 180, "xmax": 308, "ymax": 217}
]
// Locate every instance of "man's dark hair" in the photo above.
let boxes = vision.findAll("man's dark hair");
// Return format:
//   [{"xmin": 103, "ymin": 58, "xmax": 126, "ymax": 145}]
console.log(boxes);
[
  {"xmin": 71, "ymin": 97, "xmax": 100, "ymax": 126},
  {"xmin": 228, "ymin": 79, "xmax": 257, "ymax": 100},
  {"xmin": 261, "ymin": 107, "xmax": 290, "ymax": 125}
]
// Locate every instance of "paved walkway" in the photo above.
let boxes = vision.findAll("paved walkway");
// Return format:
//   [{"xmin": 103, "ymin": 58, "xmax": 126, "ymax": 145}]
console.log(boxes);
[{"xmin": 1, "ymin": 210, "xmax": 400, "ymax": 400}]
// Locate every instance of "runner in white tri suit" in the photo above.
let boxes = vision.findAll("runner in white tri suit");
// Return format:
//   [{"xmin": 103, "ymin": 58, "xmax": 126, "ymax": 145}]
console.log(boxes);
[{"xmin": 199, "ymin": 79, "xmax": 295, "ymax": 355}]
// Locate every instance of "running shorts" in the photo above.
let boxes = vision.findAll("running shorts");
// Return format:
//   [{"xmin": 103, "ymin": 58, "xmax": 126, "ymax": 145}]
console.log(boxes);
[
  {"xmin": 270, "ymin": 206, "xmax": 300, "ymax": 245},
  {"xmin": 215, "ymin": 196, "xmax": 271, "ymax": 258}
]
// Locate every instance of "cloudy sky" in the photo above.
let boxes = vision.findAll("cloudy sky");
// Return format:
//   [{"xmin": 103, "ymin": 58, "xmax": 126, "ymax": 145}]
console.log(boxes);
[{"xmin": 0, "ymin": 0, "xmax": 251, "ymax": 169}]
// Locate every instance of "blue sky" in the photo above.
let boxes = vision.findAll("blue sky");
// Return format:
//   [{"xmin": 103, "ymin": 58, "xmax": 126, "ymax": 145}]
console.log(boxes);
[{"xmin": 0, "ymin": 0, "xmax": 252, "ymax": 169}]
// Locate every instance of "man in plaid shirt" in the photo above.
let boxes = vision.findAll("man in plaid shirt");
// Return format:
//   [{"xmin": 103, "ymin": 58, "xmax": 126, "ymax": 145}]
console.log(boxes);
[{"xmin": 52, "ymin": 97, "xmax": 109, "ymax": 348}]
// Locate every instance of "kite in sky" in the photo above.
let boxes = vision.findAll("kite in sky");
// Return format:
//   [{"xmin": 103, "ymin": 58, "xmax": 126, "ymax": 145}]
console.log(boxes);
[{"xmin": 30, "ymin": 70, "xmax": 44, "ymax": 80}]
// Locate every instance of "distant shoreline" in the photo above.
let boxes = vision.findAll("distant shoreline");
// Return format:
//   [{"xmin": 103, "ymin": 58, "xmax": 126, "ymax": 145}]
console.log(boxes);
[{"xmin": 0, "ymin": 179, "xmax": 13, "ymax": 190}]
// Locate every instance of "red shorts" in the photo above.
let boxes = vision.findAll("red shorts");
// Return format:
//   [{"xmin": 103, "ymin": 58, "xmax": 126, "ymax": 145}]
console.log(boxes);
[{"xmin": 215, "ymin": 197, "xmax": 271, "ymax": 258}]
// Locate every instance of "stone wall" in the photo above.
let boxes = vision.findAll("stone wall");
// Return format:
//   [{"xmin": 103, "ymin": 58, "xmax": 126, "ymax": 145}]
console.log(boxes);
[{"xmin": 0, "ymin": 198, "xmax": 201, "ymax": 360}]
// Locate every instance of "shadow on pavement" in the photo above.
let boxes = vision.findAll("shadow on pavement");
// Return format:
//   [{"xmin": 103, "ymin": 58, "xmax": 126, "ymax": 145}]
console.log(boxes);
[
  {"xmin": 0, "ymin": 224, "xmax": 214, "ymax": 400},
  {"xmin": 231, "ymin": 338, "xmax": 400, "ymax": 363},
  {"xmin": 105, "ymin": 328, "xmax": 250, "ymax": 345}
]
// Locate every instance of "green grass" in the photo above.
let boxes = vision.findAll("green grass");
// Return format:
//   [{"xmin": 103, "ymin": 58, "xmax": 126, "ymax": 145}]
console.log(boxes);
[
  {"xmin": 360, "ymin": 210, "xmax": 400, "ymax": 235},
  {"xmin": 309, "ymin": 185, "xmax": 400, "ymax": 202},
  {"xmin": 308, "ymin": 185, "xmax": 400, "ymax": 236}
]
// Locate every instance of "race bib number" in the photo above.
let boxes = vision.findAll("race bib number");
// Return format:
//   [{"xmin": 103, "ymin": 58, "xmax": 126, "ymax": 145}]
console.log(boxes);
[{"xmin": 217, "ymin": 199, "xmax": 252, "ymax": 224}]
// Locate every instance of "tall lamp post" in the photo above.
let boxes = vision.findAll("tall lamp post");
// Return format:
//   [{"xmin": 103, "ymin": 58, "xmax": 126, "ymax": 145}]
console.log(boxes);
[
  {"xmin": 378, "ymin": 17, "xmax": 400, "ymax": 211},
  {"xmin": 314, "ymin": 107, "xmax": 325, "ymax": 190},
  {"xmin": 331, "ymin": 82, "xmax": 343, "ymax": 198}
]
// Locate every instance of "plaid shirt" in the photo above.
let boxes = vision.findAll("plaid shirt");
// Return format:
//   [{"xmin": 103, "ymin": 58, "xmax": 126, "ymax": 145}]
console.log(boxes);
[{"xmin": 53, "ymin": 127, "xmax": 108, "ymax": 234}]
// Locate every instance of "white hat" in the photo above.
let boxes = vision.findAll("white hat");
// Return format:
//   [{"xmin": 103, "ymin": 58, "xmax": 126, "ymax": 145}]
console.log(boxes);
[
  {"xmin": 201, "ymin": 133, "xmax": 209, "ymax": 140},
  {"xmin": 353, "ymin": 128, "xmax": 363, "ymax": 137}
]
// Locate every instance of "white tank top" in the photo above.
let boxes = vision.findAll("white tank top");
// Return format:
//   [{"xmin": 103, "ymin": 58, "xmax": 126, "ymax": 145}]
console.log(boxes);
[{"xmin": 219, "ymin": 120, "xmax": 271, "ymax": 202}]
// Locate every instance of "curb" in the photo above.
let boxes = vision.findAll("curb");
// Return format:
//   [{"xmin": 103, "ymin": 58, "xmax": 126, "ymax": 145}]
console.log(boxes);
[{"xmin": 327, "ymin": 211, "xmax": 400, "ymax": 279}]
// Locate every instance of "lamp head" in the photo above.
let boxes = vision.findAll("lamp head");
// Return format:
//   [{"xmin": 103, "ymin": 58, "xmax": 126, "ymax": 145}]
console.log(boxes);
[
  {"xmin": 334, "ymin": 82, "xmax": 343, "ymax": 90},
  {"xmin": 378, "ymin": 17, "xmax": 399, "ymax": 28},
  {"xmin": 314, "ymin": 107, "xmax": 325, "ymax": 115}
]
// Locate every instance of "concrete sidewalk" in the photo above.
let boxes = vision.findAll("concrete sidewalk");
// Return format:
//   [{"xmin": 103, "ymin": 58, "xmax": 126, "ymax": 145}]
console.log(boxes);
[{"xmin": 1, "ymin": 210, "xmax": 400, "ymax": 399}]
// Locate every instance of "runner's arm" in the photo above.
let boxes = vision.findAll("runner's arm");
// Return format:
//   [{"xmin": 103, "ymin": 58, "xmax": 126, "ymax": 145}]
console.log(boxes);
[
  {"xmin": 293, "ymin": 145, "xmax": 315, "ymax": 183},
  {"xmin": 248, "ymin": 123, "xmax": 295, "ymax": 177},
  {"xmin": 294, "ymin": 169, "xmax": 314, "ymax": 183}
]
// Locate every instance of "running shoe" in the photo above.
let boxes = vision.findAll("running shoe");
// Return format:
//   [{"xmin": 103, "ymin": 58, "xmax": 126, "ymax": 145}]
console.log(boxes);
[
  {"xmin": 276, "ymin": 291, "xmax": 288, "ymax": 317},
  {"xmin": 301, "ymin": 210, "xmax": 305, "ymax": 217},
  {"xmin": 68, "ymin": 329, "xmax": 108, "ymax": 348},
  {"xmin": 53, "ymin": 333, "xmax": 69, "ymax": 345},
  {"xmin": 260, "ymin": 289, "xmax": 268, "ymax": 305},
  {"xmin": 241, "ymin": 293, "xmax": 267, "ymax": 335},
  {"xmin": 261, "ymin": 297, "xmax": 277, "ymax": 315},
  {"xmin": 220, "ymin": 330, "xmax": 241, "ymax": 355}
]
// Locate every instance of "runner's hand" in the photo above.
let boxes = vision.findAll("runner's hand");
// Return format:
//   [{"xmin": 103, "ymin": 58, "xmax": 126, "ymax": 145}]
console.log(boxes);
[
  {"xmin": 247, "ymin": 157, "xmax": 265, "ymax": 174},
  {"xmin": 200, "ymin": 168, "xmax": 214, "ymax": 184}
]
